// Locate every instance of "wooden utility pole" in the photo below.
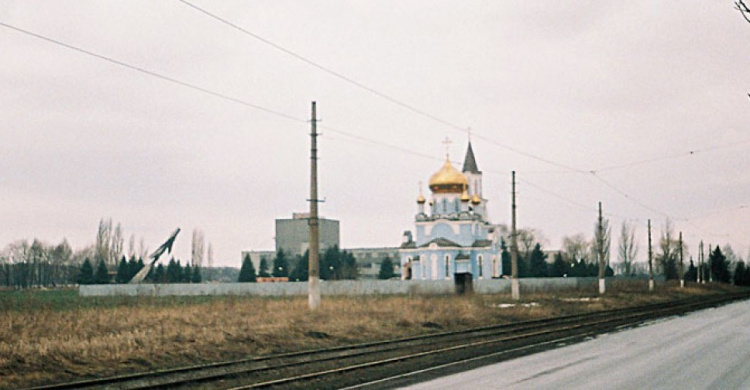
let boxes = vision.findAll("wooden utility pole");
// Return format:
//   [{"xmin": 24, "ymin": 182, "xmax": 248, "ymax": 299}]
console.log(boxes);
[
  {"xmin": 648, "ymin": 219, "xmax": 654, "ymax": 292},
  {"xmin": 511, "ymin": 171, "xmax": 520, "ymax": 300},
  {"xmin": 308, "ymin": 101, "xmax": 321, "ymax": 310},
  {"xmin": 679, "ymin": 231, "xmax": 684, "ymax": 288},
  {"xmin": 597, "ymin": 202, "xmax": 606, "ymax": 294}
]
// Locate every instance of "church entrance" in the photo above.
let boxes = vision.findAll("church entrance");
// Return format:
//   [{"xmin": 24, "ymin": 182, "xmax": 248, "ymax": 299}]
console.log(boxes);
[{"xmin": 454, "ymin": 272, "xmax": 473, "ymax": 295}]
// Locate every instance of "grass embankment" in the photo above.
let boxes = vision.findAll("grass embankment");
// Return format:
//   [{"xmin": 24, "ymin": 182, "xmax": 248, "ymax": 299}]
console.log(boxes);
[{"xmin": 0, "ymin": 282, "xmax": 741, "ymax": 389}]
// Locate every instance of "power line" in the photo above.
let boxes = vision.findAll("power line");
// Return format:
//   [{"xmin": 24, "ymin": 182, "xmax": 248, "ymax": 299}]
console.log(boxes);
[
  {"xmin": 176, "ymin": 0, "xmax": 589, "ymax": 174},
  {"xmin": 1, "ymin": 20, "xmax": 739, "ymax": 245},
  {"xmin": 0, "ymin": 22, "xmax": 306, "ymax": 126},
  {"xmin": 592, "ymin": 138, "xmax": 750, "ymax": 173}
]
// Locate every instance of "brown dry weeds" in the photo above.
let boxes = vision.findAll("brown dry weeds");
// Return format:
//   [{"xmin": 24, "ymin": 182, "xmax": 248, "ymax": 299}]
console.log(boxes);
[{"xmin": 0, "ymin": 282, "xmax": 738, "ymax": 389}]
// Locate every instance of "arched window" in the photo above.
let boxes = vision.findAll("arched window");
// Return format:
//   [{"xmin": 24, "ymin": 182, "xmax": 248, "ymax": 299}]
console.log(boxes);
[
  {"xmin": 444, "ymin": 254, "xmax": 451, "ymax": 278},
  {"xmin": 478, "ymin": 255, "xmax": 484, "ymax": 278}
]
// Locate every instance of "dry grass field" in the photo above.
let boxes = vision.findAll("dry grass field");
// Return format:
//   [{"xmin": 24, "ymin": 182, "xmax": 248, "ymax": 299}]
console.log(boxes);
[{"xmin": 0, "ymin": 281, "xmax": 740, "ymax": 389}]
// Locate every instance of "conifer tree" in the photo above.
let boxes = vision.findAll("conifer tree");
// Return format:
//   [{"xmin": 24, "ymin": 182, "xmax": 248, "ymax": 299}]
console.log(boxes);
[
  {"xmin": 290, "ymin": 252, "xmax": 309, "ymax": 281},
  {"xmin": 238, "ymin": 254, "xmax": 257, "ymax": 282},
  {"xmin": 94, "ymin": 259, "xmax": 110, "ymax": 284},
  {"xmin": 78, "ymin": 258, "xmax": 94, "ymax": 285},
  {"xmin": 115, "ymin": 257, "xmax": 129, "ymax": 283},
  {"xmin": 191, "ymin": 266, "xmax": 202, "ymax": 283},
  {"xmin": 549, "ymin": 252, "xmax": 567, "ymax": 277},
  {"xmin": 378, "ymin": 256, "xmax": 395, "ymax": 279},
  {"xmin": 528, "ymin": 243, "xmax": 548, "ymax": 278},
  {"xmin": 272, "ymin": 249, "xmax": 289, "ymax": 277},
  {"xmin": 709, "ymin": 246, "xmax": 731, "ymax": 283},
  {"xmin": 154, "ymin": 263, "xmax": 166, "ymax": 283},
  {"xmin": 166, "ymin": 258, "xmax": 181, "ymax": 283},
  {"xmin": 258, "ymin": 256, "xmax": 271, "ymax": 277},
  {"xmin": 183, "ymin": 263, "xmax": 192, "ymax": 283}
]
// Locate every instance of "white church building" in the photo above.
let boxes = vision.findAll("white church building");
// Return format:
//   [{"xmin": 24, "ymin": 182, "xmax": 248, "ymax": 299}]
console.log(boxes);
[{"xmin": 400, "ymin": 142, "xmax": 502, "ymax": 281}]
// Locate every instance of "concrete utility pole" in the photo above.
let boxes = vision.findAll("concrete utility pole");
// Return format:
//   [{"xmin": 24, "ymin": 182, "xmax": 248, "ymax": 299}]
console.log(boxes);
[
  {"xmin": 698, "ymin": 241, "xmax": 704, "ymax": 284},
  {"xmin": 648, "ymin": 219, "xmax": 654, "ymax": 292},
  {"xmin": 679, "ymin": 231, "xmax": 684, "ymax": 288},
  {"xmin": 511, "ymin": 171, "xmax": 520, "ymax": 300},
  {"xmin": 708, "ymin": 243, "xmax": 713, "ymax": 283},
  {"xmin": 597, "ymin": 202, "xmax": 606, "ymax": 295},
  {"xmin": 308, "ymin": 101, "xmax": 321, "ymax": 310}
]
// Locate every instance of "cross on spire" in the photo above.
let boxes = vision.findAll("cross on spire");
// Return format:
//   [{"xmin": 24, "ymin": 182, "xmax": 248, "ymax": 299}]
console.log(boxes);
[
  {"xmin": 442, "ymin": 137, "xmax": 452, "ymax": 159},
  {"xmin": 467, "ymin": 127, "xmax": 472, "ymax": 143}
]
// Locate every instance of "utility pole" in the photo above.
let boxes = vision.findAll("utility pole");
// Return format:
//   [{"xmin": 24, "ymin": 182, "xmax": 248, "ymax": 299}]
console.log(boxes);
[
  {"xmin": 308, "ymin": 101, "xmax": 321, "ymax": 310},
  {"xmin": 679, "ymin": 231, "xmax": 684, "ymax": 288},
  {"xmin": 648, "ymin": 219, "xmax": 654, "ymax": 292},
  {"xmin": 511, "ymin": 171, "xmax": 520, "ymax": 300},
  {"xmin": 708, "ymin": 243, "xmax": 713, "ymax": 283},
  {"xmin": 698, "ymin": 241, "xmax": 703, "ymax": 284},
  {"xmin": 597, "ymin": 202, "xmax": 606, "ymax": 295}
]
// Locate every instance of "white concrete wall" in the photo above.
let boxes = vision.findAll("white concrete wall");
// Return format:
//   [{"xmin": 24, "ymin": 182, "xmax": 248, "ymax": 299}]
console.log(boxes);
[{"xmin": 79, "ymin": 277, "xmax": 600, "ymax": 297}]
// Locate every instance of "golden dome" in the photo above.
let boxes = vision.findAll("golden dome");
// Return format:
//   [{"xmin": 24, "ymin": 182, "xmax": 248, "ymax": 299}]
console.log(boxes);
[
  {"xmin": 471, "ymin": 194, "xmax": 481, "ymax": 204},
  {"xmin": 417, "ymin": 193, "xmax": 426, "ymax": 204},
  {"xmin": 429, "ymin": 160, "xmax": 468, "ymax": 194},
  {"xmin": 460, "ymin": 190, "xmax": 470, "ymax": 202}
]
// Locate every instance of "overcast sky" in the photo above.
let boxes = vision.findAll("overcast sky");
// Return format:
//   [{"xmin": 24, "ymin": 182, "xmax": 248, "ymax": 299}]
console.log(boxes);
[{"xmin": 1, "ymin": 1, "xmax": 748, "ymax": 267}]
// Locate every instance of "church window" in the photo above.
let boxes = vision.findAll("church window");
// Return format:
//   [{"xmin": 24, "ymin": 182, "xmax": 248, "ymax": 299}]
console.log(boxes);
[
  {"xmin": 431, "ymin": 254, "xmax": 438, "ymax": 280},
  {"xmin": 478, "ymin": 255, "xmax": 484, "ymax": 278},
  {"xmin": 444, "ymin": 255, "xmax": 450, "ymax": 278},
  {"xmin": 442, "ymin": 198, "xmax": 447, "ymax": 214}
]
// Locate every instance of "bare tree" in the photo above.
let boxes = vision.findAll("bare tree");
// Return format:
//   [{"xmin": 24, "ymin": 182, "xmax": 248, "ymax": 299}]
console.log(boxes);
[
  {"xmin": 138, "ymin": 237, "xmax": 148, "ymax": 261},
  {"xmin": 593, "ymin": 212, "xmax": 611, "ymax": 271},
  {"xmin": 110, "ymin": 223, "xmax": 124, "ymax": 267},
  {"xmin": 127, "ymin": 234, "xmax": 136, "ymax": 259},
  {"xmin": 191, "ymin": 229, "xmax": 205, "ymax": 267},
  {"xmin": 95, "ymin": 218, "xmax": 112, "ymax": 266},
  {"xmin": 656, "ymin": 220, "xmax": 681, "ymax": 280},
  {"xmin": 618, "ymin": 221, "xmax": 639, "ymax": 276},
  {"xmin": 562, "ymin": 233, "xmax": 590, "ymax": 263},
  {"xmin": 206, "ymin": 242, "xmax": 214, "ymax": 281}
]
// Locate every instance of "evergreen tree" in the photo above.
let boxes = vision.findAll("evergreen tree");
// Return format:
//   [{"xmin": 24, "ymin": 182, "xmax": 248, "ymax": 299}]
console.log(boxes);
[
  {"xmin": 684, "ymin": 259, "xmax": 697, "ymax": 282},
  {"xmin": 238, "ymin": 254, "xmax": 257, "ymax": 282},
  {"xmin": 321, "ymin": 246, "xmax": 340, "ymax": 280},
  {"xmin": 94, "ymin": 259, "xmax": 110, "ymax": 284},
  {"xmin": 501, "ymin": 246, "xmax": 511, "ymax": 277},
  {"xmin": 341, "ymin": 250, "xmax": 359, "ymax": 279},
  {"xmin": 289, "ymin": 252, "xmax": 309, "ymax": 281},
  {"xmin": 191, "ymin": 266, "xmax": 202, "ymax": 283},
  {"xmin": 154, "ymin": 263, "xmax": 166, "ymax": 283},
  {"xmin": 183, "ymin": 263, "xmax": 192, "ymax": 283},
  {"xmin": 709, "ymin": 246, "xmax": 731, "ymax": 283},
  {"xmin": 378, "ymin": 256, "xmax": 396, "ymax": 280},
  {"xmin": 258, "ymin": 256, "xmax": 271, "ymax": 277},
  {"xmin": 127, "ymin": 256, "xmax": 139, "ymax": 281},
  {"xmin": 571, "ymin": 259, "xmax": 588, "ymax": 277},
  {"xmin": 78, "ymin": 258, "xmax": 94, "ymax": 285},
  {"xmin": 549, "ymin": 252, "xmax": 567, "ymax": 277},
  {"xmin": 166, "ymin": 258, "xmax": 182, "ymax": 283},
  {"xmin": 115, "ymin": 257, "xmax": 129, "ymax": 283},
  {"xmin": 528, "ymin": 243, "xmax": 548, "ymax": 278},
  {"xmin": 272, "ymin": 249, "xmax": 289, "ymax": 277}
]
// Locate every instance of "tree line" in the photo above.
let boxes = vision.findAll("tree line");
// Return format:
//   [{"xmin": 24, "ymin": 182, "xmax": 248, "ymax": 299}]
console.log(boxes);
[{"xmin": 239, "ymin": 246, "xmax": 360, "ymax": 282}]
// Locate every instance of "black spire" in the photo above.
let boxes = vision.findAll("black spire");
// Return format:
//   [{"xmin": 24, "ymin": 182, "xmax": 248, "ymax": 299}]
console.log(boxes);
[{"xmin": 462, "ymin": 142, "xmax": 480, "ymax": 174}]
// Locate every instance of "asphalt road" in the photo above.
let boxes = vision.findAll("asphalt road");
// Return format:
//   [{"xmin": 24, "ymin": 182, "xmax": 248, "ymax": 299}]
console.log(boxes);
[{"xmin": 404, "ymin": 297, "xmax": 750, "ymax": 389}]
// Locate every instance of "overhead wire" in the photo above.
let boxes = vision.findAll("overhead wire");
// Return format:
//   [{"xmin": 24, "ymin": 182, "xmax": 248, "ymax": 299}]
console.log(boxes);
[
  {"xmin": 2, "ymin": 17, "xmax": 744, "ymax": 248},
  {"xmin": 176, "ymin": 0, "xmax": 591, "ymax": 174}
]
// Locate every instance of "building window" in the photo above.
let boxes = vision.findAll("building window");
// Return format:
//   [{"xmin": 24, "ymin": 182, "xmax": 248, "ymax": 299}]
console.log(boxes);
[
  {"xmin": 478, "ymin": 255, "xmax": 484, "ymax": 278},
  {"xmin": 444, "ymin": 255, "xmax": 450, "ymax": 278}
]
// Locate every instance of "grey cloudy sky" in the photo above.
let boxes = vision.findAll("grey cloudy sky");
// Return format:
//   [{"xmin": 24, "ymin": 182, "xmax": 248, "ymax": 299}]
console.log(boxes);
[{"xmin": 1, "ymin": 1, "xmax": 748, "ymax": 267}]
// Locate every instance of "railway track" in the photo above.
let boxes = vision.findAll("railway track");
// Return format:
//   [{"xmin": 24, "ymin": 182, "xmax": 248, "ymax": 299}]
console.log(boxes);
[{"xmin": 28, "ymin": 291, "xmax": 750, "ymax": 390}]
